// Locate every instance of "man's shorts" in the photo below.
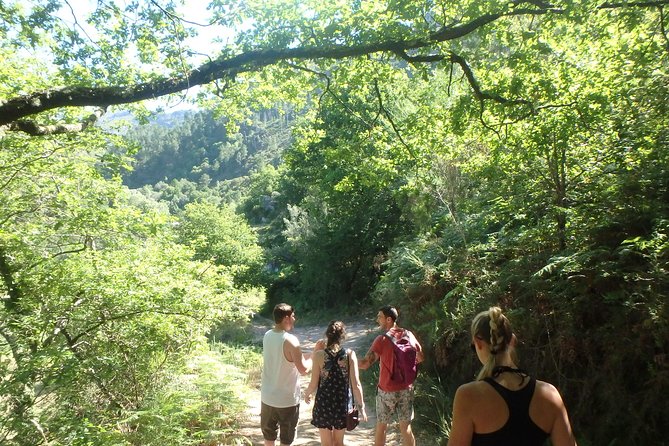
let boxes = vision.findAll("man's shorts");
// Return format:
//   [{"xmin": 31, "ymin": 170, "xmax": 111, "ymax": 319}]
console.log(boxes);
[
  {"xmin": 260, "ymin": 402, "xmax": 300, "ymax": 445},
  {"xmin": 376, "ymin": 387, "xmax": 415, "ymax": 424}
]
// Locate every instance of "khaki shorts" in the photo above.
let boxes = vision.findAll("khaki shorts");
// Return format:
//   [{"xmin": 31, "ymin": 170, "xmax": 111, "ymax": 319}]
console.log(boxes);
[
  {"xmin": 260, "ymin": 402, "xmax": 300, "ymax": 445},
  {"xmin": 375, "ymin": 387, "xmax": 414, "ymax": 424}
]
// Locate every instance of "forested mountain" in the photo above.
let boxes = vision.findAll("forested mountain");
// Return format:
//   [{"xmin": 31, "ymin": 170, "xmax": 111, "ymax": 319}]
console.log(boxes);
[{"xmin": 122, "ymin": 108, "xmax": 293, "ymax": 193}]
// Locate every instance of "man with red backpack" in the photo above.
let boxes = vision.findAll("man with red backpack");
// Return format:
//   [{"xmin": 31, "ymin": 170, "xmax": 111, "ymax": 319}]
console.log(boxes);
[{"xmin": 359, "ymin": 305, "xmax": 424, "ymax": 446}]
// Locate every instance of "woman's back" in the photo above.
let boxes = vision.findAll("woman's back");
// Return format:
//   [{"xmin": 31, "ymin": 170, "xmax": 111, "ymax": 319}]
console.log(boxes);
[
  {"xmin": 448, "ymin": 307, "xmax": 577, "ymax": 446},
  {"xmin": 311, "ymin": 348, "xmax": 351, "ymax": 430},
  {"xmin": 451, "ymin": 376, "xmax": 571, "ymax": 446},
  {"xmin": 470, "ymin": 376, "xmax": 548, "ymax": 446}
]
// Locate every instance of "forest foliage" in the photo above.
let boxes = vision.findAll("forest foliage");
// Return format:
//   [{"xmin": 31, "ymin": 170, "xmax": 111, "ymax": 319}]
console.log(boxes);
[{"xmin": 1, "ymin": 0, "xmax": 668, "ymax": 445}]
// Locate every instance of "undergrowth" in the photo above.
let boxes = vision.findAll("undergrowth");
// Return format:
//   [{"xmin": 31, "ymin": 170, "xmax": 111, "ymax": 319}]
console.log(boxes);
[{"xmin": 119, "ymin": 342, "xmax": 262, "ymax": 446}]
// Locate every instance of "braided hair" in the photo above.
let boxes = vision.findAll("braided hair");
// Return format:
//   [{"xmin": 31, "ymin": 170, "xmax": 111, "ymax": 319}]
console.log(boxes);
[
  {"xmin": 325, "ymin": 320, "xmax": 346, "ymax": 351},
  {"xmin": 471, "ymin": 306, "xmax": 514, "ymax": 380}
]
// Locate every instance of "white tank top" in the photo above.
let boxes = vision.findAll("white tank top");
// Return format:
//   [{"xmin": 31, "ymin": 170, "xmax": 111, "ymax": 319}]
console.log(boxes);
[{"xmin": 260, "ymin": 329, "xmax": 301, "ymax": 407}]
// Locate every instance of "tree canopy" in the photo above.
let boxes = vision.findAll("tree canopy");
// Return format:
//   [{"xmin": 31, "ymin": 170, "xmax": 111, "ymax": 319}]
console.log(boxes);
[{"xmin": 2, "ymin": 0, "xmax": 666, "ymax": 134}]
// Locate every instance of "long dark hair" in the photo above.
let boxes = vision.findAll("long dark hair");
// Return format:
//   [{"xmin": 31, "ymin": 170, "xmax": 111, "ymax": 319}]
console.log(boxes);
[{"xmin": 325, "ymin": 320, "xmax": 346, "ymax": 349}]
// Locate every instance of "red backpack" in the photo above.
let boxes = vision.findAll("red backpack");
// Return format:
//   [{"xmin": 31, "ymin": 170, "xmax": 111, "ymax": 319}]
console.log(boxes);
[{"xmin": 384, "ymin": 329, "xmax": 418, "ymax": 386}]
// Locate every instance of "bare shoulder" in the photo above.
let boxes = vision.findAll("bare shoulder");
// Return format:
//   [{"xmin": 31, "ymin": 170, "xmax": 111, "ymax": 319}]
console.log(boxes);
[
  {"xmin": 282, "ymin": 333, "xmax": 301, "ymax": 363},
  {"xmin": 455, "ymin": 380, "xmax": 490, "ymax": 400},
  {"xmin": 535, "ymin": 380, "xmax": 565, "ymax": 405},
  {"xmin": 452, "ymin": 380, "xmax": 492, "ymax": 420},
  {"xmin": 533, "ymin": 379, "xmax": 568, "ymax": 417},
  {"xmin": 532, "ymin": 379, "xmax": 577, "ymax": 444},
  {"xmin": 283, "ymin": 333, "xmax": 300, "ymax": 348},
  {"xmin": 311, "ymin": 348, "xmax": 325, "ymax": 366}
]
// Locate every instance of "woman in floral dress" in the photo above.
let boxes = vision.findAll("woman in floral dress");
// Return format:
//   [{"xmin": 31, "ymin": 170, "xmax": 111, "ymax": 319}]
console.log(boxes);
[{"xmin": 304, "ymin": 320, "xmax": 368, "ymax": 446}]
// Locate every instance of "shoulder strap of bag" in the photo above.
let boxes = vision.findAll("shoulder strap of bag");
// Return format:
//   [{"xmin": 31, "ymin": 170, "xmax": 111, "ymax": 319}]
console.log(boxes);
[{"xmin": 347, "ymin": 349, "xmax": 355, "ymax": 408}]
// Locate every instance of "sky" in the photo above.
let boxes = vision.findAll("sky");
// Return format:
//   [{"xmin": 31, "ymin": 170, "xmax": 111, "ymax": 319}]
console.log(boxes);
[
  {"xmin": 56, "ymin": 0, "xmax": 231, "ymax": 52},
  {"xmin": 54, "ymin": 0, "xmax": 236, "ymax": 111}
]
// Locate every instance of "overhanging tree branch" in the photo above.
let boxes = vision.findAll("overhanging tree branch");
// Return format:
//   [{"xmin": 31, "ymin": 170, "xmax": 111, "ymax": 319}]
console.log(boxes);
[
  {"xmin": 1, "ymin": 108, "xmax": 106, "ymax": 136},
  {"xmin": 0, "ymin": 4, "xmax": 559, "ymax": 129},
  {"xmin": 449, "ymin": 53, "xmax": 533, "ymax": 106},
  {"xmin": 396, "ymin": 49, "xmax": 533, "ymax": 106},
  {"xmin": 599, "ymin": 0, "xmax": 669, "ymax": 8}
]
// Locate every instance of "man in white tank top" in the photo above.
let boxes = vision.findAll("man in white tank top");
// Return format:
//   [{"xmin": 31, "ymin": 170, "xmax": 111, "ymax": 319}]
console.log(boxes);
[{"xmin": 261, "ymin": 303, "xmax": 321, "ymax": 446}]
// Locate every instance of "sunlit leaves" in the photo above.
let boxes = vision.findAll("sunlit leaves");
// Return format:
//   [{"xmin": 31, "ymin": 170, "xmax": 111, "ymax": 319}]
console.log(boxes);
[
  {"xmin": 177, "ymin": 201, "xmax": 264, "ymax": 285},
  {"xmin": 0, "ymin": 122, "xmax": 262, "ymax": 442}
]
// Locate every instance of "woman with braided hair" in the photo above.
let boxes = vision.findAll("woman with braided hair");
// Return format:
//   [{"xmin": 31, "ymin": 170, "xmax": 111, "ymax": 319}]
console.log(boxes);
[
  {"xmin": 448, "ymin": 307, "xmax": 577, "ymax": 446},
  {"xmin": 304, "ymin": 320, "xmax": 368, "ymax": 446}
]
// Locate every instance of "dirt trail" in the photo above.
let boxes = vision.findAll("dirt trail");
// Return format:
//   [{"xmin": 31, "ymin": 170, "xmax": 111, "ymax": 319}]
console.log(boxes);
[{"xmin": 235, "ymin": 316, "xmax": 406, "ymax": 445}]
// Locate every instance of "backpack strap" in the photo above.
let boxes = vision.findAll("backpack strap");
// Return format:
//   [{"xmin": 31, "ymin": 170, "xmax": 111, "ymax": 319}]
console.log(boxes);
[
  {"xmin": 384, "ymin": 328, "xmax": 411, "ymax": 344},
  {"xmin": 337, "ymin": 348, "xmax": 346, "ymax": 360}
]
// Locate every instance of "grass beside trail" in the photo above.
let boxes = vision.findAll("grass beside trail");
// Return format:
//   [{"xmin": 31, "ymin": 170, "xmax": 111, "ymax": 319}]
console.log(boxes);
[{"xmin": 120, "ymin": 341, "xmax": 263, "ymax": 446}]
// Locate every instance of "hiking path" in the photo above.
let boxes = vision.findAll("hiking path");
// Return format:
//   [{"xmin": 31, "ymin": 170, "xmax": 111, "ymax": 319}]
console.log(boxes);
[{"xmin": 235, "ymin": 315, "xmax": 407, "ymax": 445}]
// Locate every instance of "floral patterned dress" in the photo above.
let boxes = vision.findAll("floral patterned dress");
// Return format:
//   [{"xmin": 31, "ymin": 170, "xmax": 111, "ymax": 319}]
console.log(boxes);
[{"xmin": 311, "ymin": 347, "xmax": 352, "ymax": 430}]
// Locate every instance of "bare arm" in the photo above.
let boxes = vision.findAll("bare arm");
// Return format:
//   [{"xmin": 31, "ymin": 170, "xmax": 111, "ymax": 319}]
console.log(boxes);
[
  {"xmin": 549, "ymin": 387, "xmax": 578, "ymax": 446},
  {"xmin": 348, "ymin": 350, "xmax": 368, "ymax": 422},
  {"xmin": 447, "ymin": 385, "xmax": 475, "ymax": 446},
  {"xmin": 303, "ymin": 351, "xmax": 323, "ymax": 404},
  {"xmin": 412, "ymin": 332, "xmax": 425, "ymax": 364},
  {"xmin": 357, "ymin": 348, "xmax": 378, "ymax": 370},
  {"xmin": 284, "ymin": 338, "xmax": 312, "ymax": 375},
  {"xmin": 416, "ymin": 343, "xmax": 425, "ymax": 364}
]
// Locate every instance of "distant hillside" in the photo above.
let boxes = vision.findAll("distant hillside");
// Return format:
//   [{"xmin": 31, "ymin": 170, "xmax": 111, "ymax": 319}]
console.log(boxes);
[
  {"xmin": 99, "ymin": 109, "xmax": 193, "ymax": 129},
  {"xmin": 121, "ymin": 108, "xmax": 294, "ymax": 191}
]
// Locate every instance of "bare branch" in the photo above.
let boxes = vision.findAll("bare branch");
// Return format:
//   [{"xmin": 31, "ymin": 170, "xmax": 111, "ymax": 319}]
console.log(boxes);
[
  {"xmin": 0, "ymin": 145, "xmax": 64, "ymax": 191},
  {"xmin": 59, "ymin": 327, "xmax": 130, "ymax": 408},
  {"xmin": 372, "ymin": 79, "xmax": 417, "ymax": 159},
  {"xmin": 67, "ymin": 307, "xmax": 204, "ymax": 346},
  {"xmin": 148, "ymin": 0, "xmax": 192, "ymax": 90},
  {"xmin": 285, "ymin": 62, "xmax": 373, "ymax": 128},
  {"xmin": 148, "ymin": 0, "xmax": 215, "ymax": 27},
  {"xmin": 283, "ymin": 62, "xmax": 333, "ymax": 111},
  {"xmin": 61, "ymin": 0, "xmax": 103, "ymax": 53},
  {"xmin": 396, "ymin": 49, "xmax": 534, "ymax": 110},
  {"xmin": 660, "ymin": 6, "xmax": 669, "ymax": 51},
  {"xmin": 0, "ymin": 249, "xmax": 21, "ymax": 313},
  {"xmin": 395, "ymin": 51, "xmax": 446, "ymax": 63},
  {"xmin": 449, "ymin": 52, "xmax": 533, "ymax": 107}
]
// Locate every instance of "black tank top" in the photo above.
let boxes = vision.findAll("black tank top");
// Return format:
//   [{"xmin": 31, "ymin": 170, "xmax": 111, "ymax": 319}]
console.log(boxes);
[{"xmin": 471, "ymin": 377, "xmax": 549, "ymax": 446}]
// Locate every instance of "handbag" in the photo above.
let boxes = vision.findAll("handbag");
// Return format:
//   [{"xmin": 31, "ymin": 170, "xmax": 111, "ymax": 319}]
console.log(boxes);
[
  {"xmin": 346, "ymin": 350, "xmax": 360, "ymax": 431},
  {"xmin": 346, "ymin": 407, "xmax": 359, "ymax": 431}
]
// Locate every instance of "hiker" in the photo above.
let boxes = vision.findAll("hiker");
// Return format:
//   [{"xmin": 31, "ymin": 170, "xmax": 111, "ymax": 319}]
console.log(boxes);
[
  {"xmin": 261, "ymin": 303, "xmax": 322, "ymax": 446},
  {"xmin": 303, "ymin": 320, "xmax": 368, "ymax": 446},
  {"xmin": 447, "ymin": 306, "xmax": 577, "ymax": 446},
  {"xmin": 359, "ymin": 305, "xmax": 424, "ymax": 446}
]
